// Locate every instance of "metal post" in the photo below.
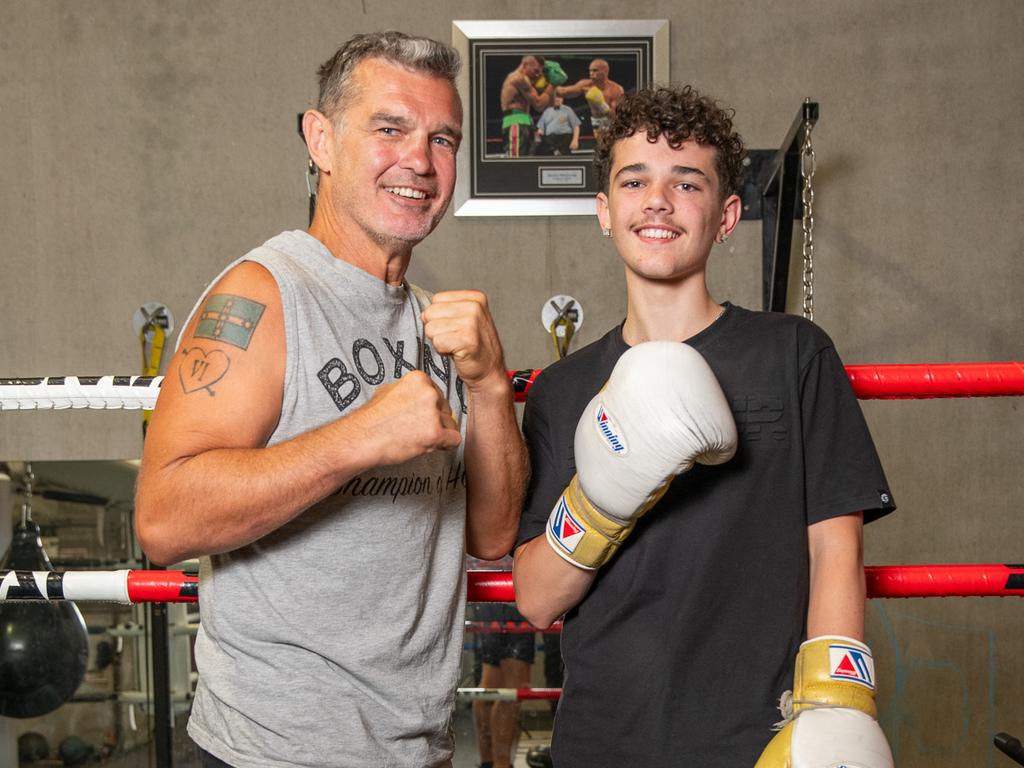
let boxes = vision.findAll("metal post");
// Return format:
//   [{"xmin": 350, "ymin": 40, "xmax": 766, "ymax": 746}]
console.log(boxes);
[
  {"xmin": 0, "ymin": 471, "xmax": 16, "ymax": 768},
  {"xmin": 147, "ymin": 562, "xmax": 174, "ymax": 768}
]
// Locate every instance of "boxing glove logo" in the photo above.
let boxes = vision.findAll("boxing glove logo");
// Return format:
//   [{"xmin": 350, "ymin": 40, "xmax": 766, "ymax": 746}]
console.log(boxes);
[
  {"xmin": 828, "ymin": 642, "xmax": 875, "ymax": 690},
  {"xmin": 548, "ymin": 496, "xmax": 586, "ymax": 554},
  {"xmin": 594, "ymin": 403, "xmax": 628, "ymax": 455}
]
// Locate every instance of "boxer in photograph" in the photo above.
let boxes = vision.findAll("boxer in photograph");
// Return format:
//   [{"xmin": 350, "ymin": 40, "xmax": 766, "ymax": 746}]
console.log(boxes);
[
  {"xmin": 556, "ymin": 58, "xmax": 624, "ymax": 141},
  {"xmin": 499, "ymin": 55, "xmax": 556, "ymax": 157}
]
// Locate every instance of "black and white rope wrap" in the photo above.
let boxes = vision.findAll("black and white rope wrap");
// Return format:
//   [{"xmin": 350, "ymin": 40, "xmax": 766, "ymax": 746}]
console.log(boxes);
[
  {"xmin": 0, "ymin": 569, "xmax": 132, "ymax": 603},
  {"xmin": 0, "ymin": 375, "xmax": 163, "ymax": 410}
]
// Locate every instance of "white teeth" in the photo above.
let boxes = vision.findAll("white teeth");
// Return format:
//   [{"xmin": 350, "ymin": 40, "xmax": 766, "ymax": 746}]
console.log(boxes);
[
  {"xmin": 637, "ymin": 228, "xmax": 678, "ymax": 240},
  {"xmin": 386, "ymin": 186, "xmax": 427, "ymax": 199}
]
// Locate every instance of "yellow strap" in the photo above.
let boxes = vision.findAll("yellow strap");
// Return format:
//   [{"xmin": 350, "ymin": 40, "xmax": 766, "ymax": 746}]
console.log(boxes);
[
  {"xmin": 140, "ymin": 323, "xmax": 166, "ymax": 432},
  {"xmin": 794, "ymin": 637, "xmax": 877, "ymax": 718},
  {"xmin": 549, "ymin": 314, "xmax": 575, "ymax": 360},
  {"xmin": 545, "ymin": 475, "xmax": 636, "ymax": 569}
]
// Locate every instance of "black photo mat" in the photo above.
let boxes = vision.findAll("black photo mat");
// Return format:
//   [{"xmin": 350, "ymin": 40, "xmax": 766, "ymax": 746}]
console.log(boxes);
[{"xmin": 470, "ymin": 39, "xmax": 651, "ymax": 199}]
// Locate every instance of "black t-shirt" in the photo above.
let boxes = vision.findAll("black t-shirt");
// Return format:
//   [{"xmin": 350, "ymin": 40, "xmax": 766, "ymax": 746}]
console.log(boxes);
[{"xmin": 517, "ymin": 303, "xmax": 895, "ymax": 768}]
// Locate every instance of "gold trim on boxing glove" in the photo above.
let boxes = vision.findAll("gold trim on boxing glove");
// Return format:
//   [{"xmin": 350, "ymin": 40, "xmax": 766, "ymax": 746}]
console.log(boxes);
[
  {"xmin": 545, "ymin": 475, "xmax": 636, "ymax": 570},
  {"xmin": 792, "ymin": 636, "xmax": 878, "ymax": 718}
]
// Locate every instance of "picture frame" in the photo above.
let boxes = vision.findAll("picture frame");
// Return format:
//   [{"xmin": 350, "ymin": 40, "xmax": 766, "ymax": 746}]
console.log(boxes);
[{"xmin": 452, "ymin": 19, "xmax": 669, "ymax": 217}]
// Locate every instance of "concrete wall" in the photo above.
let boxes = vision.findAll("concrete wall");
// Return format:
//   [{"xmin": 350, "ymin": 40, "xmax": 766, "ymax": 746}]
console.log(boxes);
[{"xmin": 1, "ymin": 2, "xmax": 1022, "ymax": 765}]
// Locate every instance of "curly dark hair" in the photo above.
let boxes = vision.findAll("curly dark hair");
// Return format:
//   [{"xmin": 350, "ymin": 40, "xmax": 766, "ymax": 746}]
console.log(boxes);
[{"xmin": 593, "ymin": 85, "xmax": 746, "ymax": 198}]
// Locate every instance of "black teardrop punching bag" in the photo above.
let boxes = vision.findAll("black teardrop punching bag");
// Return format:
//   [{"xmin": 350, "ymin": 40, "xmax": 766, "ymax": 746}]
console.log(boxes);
[{"xmin": 0, "ymin": 520, "xmax": 89, "ymax": 717}]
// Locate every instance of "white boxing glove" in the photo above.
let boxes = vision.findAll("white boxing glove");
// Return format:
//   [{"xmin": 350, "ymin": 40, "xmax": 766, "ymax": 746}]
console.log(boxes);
[
  {"xmin": 545, "ymin": 341, "xmax": 737, "ymax": 569},
  {"xmin": 755, "ymin": 636, "xmax": 894, "ymax": 768}
]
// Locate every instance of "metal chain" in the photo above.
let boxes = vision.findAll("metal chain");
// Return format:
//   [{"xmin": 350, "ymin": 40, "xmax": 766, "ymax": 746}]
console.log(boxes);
[{"xmin": 800, "ymin": 110, "xmax": 816, "ymax": 321}]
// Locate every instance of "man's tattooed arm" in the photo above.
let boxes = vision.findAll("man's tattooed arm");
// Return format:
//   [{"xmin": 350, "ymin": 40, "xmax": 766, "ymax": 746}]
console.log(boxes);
[{"xmin": 178, "ymin": 293, "xmax": 265, "ymax": 395}]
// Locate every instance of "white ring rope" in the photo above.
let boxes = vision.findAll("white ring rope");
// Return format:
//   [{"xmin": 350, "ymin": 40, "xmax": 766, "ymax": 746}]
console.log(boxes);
[
  {"xmin": 0, "ymin": 569, "xmax": 131, "ymax": 603},
  {"xmin": 0, "ymin": 375, "xmax": 162, "ymax": 411}
]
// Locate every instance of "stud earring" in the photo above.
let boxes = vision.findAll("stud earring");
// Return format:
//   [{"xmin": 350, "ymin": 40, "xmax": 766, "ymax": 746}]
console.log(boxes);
[{"xmin": 602, "ymin": 227, "xmax": 613, "ymax": 238}]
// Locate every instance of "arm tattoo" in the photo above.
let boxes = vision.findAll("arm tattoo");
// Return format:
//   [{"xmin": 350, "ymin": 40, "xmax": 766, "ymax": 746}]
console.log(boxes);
[
  {"xmin": 194, "ymin": 293, "xmax": 266, "ymax": 349},
  {"xmin": 178, "ymin": 347, "xmax": 230, "ymax": 396}
]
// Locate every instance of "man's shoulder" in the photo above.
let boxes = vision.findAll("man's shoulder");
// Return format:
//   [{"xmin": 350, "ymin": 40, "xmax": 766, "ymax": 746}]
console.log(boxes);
[
  {"xmin": 233, "ymin": 230, "xmax": 321, "ymax": 275},
  {"xmin": 247, "ymin": 229, "xmax": 318, "ymax": 260}
]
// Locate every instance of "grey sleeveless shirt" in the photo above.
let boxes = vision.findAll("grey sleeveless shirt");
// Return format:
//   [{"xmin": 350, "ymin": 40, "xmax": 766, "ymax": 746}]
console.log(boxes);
[{"xmin": 185, "ymin": 230, "xmax": 468, "ymax": 768}]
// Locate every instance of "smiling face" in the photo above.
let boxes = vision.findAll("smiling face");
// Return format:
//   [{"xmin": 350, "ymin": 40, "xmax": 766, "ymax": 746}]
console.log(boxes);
[
  {"xmin": 596, "ymin": 133, "xmax": 740, "ymax": 285},
  {"xmin": 323, "ymin": 57, "xmax": 462, "ymax": 251}
]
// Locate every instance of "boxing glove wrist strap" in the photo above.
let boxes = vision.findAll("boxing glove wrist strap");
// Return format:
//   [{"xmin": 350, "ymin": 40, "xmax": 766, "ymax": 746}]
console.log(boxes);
[
  {"xmin": 777, "ymin": 636, "xmax": 878, "ymax": 727},
  {"xmin": 544, "ymin": 475, "xmax": 635, "ymax": 570},
  {"xmin": 755, "ymin": 635, "xmax": 892, "ymax": 767}
]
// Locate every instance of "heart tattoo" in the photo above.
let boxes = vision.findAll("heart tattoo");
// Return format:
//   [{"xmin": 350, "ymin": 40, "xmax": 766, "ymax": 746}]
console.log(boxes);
[{"xmin": 179, "ymin": 347, "xmax": 231, "ymax": 395}]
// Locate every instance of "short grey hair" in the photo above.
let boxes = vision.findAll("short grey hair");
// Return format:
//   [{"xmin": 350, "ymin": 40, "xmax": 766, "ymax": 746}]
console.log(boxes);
[{"xmin": 316, "ymin": 31, "xmax": 461, "ymax": 120}]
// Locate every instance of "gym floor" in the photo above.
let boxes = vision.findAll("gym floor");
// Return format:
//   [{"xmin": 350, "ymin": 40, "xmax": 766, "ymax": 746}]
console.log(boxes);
[
  {"xmin": 451, "ymin": 703, "xmax": 554, "ymax": 768},
  {"xmin": 77, "ymin": 692, "xmax": 553, "ymax": 768}
]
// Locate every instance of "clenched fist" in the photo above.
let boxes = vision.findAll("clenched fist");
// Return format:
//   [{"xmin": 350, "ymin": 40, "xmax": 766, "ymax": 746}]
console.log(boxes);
[
  {"xmin": 350, "ymin": 371, "xmax": 461, "ymax": 467},
  {"xmin": 422, "ymin": 290, "xmax": 507, "ymax": 392}
]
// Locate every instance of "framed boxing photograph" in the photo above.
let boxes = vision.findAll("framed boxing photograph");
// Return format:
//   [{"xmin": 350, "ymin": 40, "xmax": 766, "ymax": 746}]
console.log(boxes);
[{"xmin": 452, "ymin": 19, "xmax": 669, "ymax": 217}]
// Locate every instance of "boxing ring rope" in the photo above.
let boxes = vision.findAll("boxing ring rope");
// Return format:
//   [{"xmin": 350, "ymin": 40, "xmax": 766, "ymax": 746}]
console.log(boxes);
[
  {"xmin": 0, "ymin": 568, "xmax": 198, "ymax": 603},
  {"xmin": 465, "ymin": 620, "xmax": 561, "ymax": 635},
  {"xmin": 0, "ymin": 375, "xmax": 162, "ymax": 410},
  {"xmin": 457, "ymin": 687, "xmax": 561, "ymax": 702},
  {"xmin": 4, "ymin": 566, "xmax": 1024, "ymax": 604},
  {"xmin": 11, "ymin": 566, "xmax": 1019, "ymax": 707},
  {"xmin": 3, "ymin": 361, "xmax": 1024, "ymax": 410},
  {"xmin": 513, "ymin": 362, "xmax": 1024, "ymax": 401},
  {"xmin": 3, "ymin": 363, "xmax": 1022, "ymax": 712},
  {"xmin": 842, "ymin": 362, "xmax": 1024, "ymax": 400}
]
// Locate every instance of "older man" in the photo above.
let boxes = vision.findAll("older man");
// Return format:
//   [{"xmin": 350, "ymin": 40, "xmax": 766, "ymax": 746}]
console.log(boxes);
[{"xmin": 136, "ymin": 31, "xmax": 526, "ymax": 768}]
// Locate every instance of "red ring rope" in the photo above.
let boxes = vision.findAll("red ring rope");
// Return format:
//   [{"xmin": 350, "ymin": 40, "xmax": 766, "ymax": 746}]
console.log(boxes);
[
  {"xmin": 3, "ymin": 362, "xmax": 1023, "ymax": 411},
  {"xmin": 864, "ymin": 563, "xmax": 1024, "ymax": 598},
  {"xmin": 509, "ymin": 361, "xmax": 1024, "ymax": 402},
  {"xmin": 3, "ymin": 566, "xmax": 1023, "ymax": 604},
  {"xmin": 844, "ymin": 362, "xmax": 1024, "ymax": 400},
  {"xmin": 457, "ymin": 687, "xmax": 561, "ymax": 701},
  {"xmin": 465, "ymin": 620, "xmax": 561, "ymax": 634},
  {"xmin": 466, "ymin": 568, "xmax": 1024, "ymax": 601}
]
